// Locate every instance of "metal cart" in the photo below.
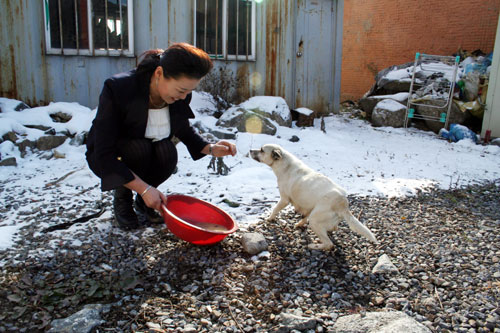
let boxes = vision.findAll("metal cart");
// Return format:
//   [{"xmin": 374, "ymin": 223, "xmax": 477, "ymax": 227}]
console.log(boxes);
[{"xmin": 404, "ymin": 53, "xmax": 461, "ymax": 129}]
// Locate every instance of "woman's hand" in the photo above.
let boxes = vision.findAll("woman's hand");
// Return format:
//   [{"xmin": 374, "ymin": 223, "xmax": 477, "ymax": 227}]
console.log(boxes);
[
  {"xmin": 142, "ymin": 186, "xmax": 168, "ymax": 211},
  {"xmin": 206, "ymin": 141, "xmax": 237, "ymax": 157}
]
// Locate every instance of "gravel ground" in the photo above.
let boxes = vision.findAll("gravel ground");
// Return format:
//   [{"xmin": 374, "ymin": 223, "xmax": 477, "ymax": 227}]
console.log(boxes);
[{"xmin": 0, "ymin": 180, "xmax": 499, "ymax": 332}]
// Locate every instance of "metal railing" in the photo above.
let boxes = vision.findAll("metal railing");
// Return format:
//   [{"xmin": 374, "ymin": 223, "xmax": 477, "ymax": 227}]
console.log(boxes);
[{"xmin": 195, "ymin": 0, "xmax": 255, "ymax": 61}]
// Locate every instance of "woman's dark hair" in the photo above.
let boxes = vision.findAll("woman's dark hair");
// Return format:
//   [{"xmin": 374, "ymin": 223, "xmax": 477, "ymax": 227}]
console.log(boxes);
[{"xmin": 136, "ymin": 43, "xmax": 213, "ymax": 79}]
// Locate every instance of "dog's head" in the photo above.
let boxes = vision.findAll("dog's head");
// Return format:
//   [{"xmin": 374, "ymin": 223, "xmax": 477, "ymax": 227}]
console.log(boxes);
[{"xmin": 250, "ymin": 144, "xmax": 283, "ymax": 166}]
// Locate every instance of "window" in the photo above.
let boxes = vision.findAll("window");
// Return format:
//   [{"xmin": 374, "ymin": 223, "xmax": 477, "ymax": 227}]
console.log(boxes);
[
  {"xmin": 43, "ymin": 0, "xmax": 134, "ymax": 56},
  {"xmin": 194, "ymin": 0, "xmax": 256, "ymax": 61}
]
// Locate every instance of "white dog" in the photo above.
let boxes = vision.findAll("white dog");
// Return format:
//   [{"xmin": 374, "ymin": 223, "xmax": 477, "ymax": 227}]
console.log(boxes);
[{"xmin": 250, "ymin": 144, "xmax": 377, "ymax": 250}]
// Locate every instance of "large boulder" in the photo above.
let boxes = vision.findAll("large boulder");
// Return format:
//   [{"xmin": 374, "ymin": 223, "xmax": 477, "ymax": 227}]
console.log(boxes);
[
  {"xmin": 239, "ymin": 96, "xmax": 292, "ymax": 127},
  {"xmin": 333, "ymin": 311, "xmax": 431, "ymax": 333},
  {"xmin": 216, "ymin": 107, "xmax": 277, "ymax": 135},
  {"xmin": 36, "ymin": 135, "xmax": 67, "ymax": 151},
  {"xmin": 365, "ymin": 62, "xmax": 414, "ymax": 97},
  {"xmin": 413, "ymin": 99, "xmax": 470, "ymax": 133},
  {"xmin": 371, "ymin": 99, "xmax": 407, "ymax": 128},
  {"xmin": 359, "ymin": 92, "xmax": 409, "ymax": 118}
]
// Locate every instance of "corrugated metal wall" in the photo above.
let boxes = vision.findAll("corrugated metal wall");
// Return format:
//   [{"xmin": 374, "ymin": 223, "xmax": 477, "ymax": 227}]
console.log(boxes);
[
  {"xmin": 482, "ymin": 13, "xmax": 500, "ymax": 139},
  {"xmin": 0, "ymin": 0, "xmax": 342, "ymax": 113}
]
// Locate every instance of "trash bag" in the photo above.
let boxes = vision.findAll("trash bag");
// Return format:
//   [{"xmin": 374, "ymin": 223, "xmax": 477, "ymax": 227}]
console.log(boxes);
[
  {"xmin": 463, "ymin": 71, "xmax": 480, "ymax": 102},
  {"xmin": 439, "ymin": 123, "xmax": 478, "ymax": 143},
  {"xmin": 464, "ymin": 53, "xmax": 492, "ymax": 75}
]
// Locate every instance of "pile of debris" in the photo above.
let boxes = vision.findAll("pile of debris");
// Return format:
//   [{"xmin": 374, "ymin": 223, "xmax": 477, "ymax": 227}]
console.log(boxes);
[{"xmin": 359, "ymin": 50, "xmax": 492, "ymax": 134}]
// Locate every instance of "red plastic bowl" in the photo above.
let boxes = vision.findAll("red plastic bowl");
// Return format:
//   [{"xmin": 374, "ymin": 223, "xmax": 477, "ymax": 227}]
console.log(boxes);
[{"xmin": 161, "ymin": 194, "xmax": 238, "ymax": 245}]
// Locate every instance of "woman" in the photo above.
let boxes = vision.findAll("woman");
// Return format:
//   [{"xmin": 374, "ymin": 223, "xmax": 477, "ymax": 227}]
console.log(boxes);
[{"xmin": 86, "ymin": 43, "xmax": 237, "ymax": 230}]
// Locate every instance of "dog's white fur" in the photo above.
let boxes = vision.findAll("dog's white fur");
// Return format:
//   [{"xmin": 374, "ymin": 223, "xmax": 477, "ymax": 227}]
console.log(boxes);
[{"xmin": 250, "ymin": 144, "xmax": 377, "ymax": 250}]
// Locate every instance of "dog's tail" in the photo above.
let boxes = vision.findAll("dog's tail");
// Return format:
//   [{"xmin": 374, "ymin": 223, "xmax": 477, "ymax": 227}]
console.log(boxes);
[{"xmin": 342, "ymin": 211, "xmax": 377, "ymax": 243}]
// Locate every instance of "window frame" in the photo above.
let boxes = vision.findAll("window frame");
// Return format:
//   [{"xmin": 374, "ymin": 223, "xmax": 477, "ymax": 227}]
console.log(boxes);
[
  {"xmin": 193, "ymin": 0, "xmax": 257, "ymax": 61},
  {"xmin": 42, "ymin": 0, "xmax": 135, "ymax": 57}
]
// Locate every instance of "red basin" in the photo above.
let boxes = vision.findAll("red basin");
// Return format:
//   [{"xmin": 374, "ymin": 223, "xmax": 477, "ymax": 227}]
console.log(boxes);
[{"xmin": 161, "ymin": 194, "xmax": 238, "ymax": 245}]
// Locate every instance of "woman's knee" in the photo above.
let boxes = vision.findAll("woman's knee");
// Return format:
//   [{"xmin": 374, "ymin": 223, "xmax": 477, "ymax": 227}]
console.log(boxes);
[
  {"xmin": 154, "ymin": 139, "xmax": 178, "ymax": 172},
  {"xmin": 117, "ymin": 138, "xmax": 153, "ymax": 162}
]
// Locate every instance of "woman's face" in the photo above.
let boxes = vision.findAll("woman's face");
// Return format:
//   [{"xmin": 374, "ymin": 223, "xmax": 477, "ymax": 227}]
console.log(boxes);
[{"xmin": 154, "ymin": 68, "xmax": 201, "ymax": 104}]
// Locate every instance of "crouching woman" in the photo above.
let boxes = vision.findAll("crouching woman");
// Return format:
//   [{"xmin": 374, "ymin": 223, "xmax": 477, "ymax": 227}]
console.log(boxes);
[{"xmin": 86, "ymin": 43, "xmax": 236, "ymax": 230}]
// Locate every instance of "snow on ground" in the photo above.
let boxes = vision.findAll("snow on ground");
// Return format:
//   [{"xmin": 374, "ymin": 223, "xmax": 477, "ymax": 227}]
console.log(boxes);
[{"xmin": 0, "ymin": 92, "xmax": 499, "ymax": 253}]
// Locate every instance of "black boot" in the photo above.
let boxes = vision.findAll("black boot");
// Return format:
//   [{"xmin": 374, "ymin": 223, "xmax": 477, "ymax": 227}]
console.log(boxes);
[
  {"xmin": 134, "ymin": 194, "xmax": 164, "ymax": 225},
  {"xmin": 113, "ymin": 187, "xmax": 140, "ymax": 230}
]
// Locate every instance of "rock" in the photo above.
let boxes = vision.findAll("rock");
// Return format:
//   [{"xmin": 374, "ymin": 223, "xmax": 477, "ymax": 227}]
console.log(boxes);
[
  {"xmin": 359, "ymin": 92, "xmax": 409, "ymax": 118},
  {"xmin": 50, "ymin": 112, "xmax": 72, "ymax": 123},
  {"xmin": 371, "ymin": 99, "xmax": 406, "ymax": 128},
  {"xmin": 0, "ymin": 157, "xmax": 17, "ymax": 167},
  {"xmin": 414, "ymin": 99, "xmax": 470, "ymax": 133},
  {"xmin": 333, "ymin": 311, "xmax": 431, "ymax": 333},
  {"xmin": 372, "ymin": 254, "xmax": 399, "ymax": 274},
  {"xmin": 241, "ymin": 232, "xmax": 268, "ymax": 255},
  {"xmin": 14, "ymin": 102, "xmax": 30, "ymax": 111},
  {"xmin": 420, "ymin": 297, "xmax": 438, "ymax": 310},
  {"xmin": 36, "ymin": 135, "xmax": 67, "ymax": 151},
  {"xmin": 276, "ymin": 312, "xmax": 317, "ymax": 332},
  {"xmin": 48, "ymin": 304, "xmax": 108, "ymax": 333},
  {"xmin": 69, "ymin": 132, "xmax": 87, "ymax": 146},
  {"xmin": 182, "ymin": 324, "xmax": 198, "ymax": 332},
  {"xmin": 16, "ymin": 139, "xmax": 36, "ymax": 156},
  {"xmin": 216, "ymin": 107, "xmax": 277, "ymax": 135},
  {"xmin": 207, "ymin": 128, "xmax": 237, "ymax": 140},
  {"xmin": 2, "ymin": 131, "xmax": 18, "ymax": 143},
  {"xmin": 239, "ymin": 96, "xmax": 292, "ymax": 127},
  {"xmin": 24, "ymin": 124, "xmax": 53, "ymax": 132},
  {"xmin": 289, "ymin": 135, "xmax": 300, "ymax": 142},
  {"xmin": 193, "ymin": 121, "xmax": 237, "ymax": 140},
  {"xmin": 53, "ymin": 150, "xmax": 66, "ymax": 159},
  {"xmin": 364, "ymin": 62, "xmax": 414, "ymax": 97},
  {"xmin": 373, "ymin": 296, "xmax": 385, "ymax": 305}
]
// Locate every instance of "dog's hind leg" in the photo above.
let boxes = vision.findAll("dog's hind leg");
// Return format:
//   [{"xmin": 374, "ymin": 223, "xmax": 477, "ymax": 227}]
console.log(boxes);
[
  {"xmin": 307, "ymin": 210, "xmax": 334, "ymax": 251},
  {"xmin": 268, "ymin": 197, "xmax": 289, "ymax": 221},
  {"xmin": 331, "ymin": 214, "xmax": 341, "ymax": 231},
  {"xmin": 295, "ymin": 217, "xmax": 308, "ymax": 228}
]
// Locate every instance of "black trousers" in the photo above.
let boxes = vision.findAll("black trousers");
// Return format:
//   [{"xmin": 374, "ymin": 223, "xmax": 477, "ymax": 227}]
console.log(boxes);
[{"xmin": 116, "ymin": 138, "xmax": 178, "ymax": 188}]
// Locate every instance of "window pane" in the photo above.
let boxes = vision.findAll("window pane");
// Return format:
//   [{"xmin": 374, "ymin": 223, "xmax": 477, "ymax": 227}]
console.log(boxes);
[
  {"xmin": 120, "ymin": 1, "xmax": 129, "ymax": 49},
  {"xmin": 228, "ymin": 0, "xmax": 251, "ymax": 56},
  {"xmin": 78, "ymin": 1, "xmax": 89, "ymax": 49},
  {"xmin": 196, "ymin": 0, "xmax": 223, "ymax": 56},
  {"xmin": 92, "ymin": 0, "xmax": 106, "ymax": 49},
  {"xmin": 48, "ymin": 0, "xmax": 89, "ymax": 49},
  {"xmin": 92, "ymin": 0, "xmax": 128, "ymax": 50},
  {"xmin": 48, "ymin": 0, "xmax": 61, "ymax": 48}
]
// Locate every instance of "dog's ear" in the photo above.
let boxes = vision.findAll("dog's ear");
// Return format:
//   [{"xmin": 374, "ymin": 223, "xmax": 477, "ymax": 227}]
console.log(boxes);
[{"xmin": 271, "ymin": 149, "xmax": 282, "ymax": 160}]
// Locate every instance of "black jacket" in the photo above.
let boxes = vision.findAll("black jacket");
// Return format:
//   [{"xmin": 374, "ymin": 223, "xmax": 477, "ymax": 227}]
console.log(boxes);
[{"xmin": 86, "ymin": 69, "xmax": 209, "ymax": 191}]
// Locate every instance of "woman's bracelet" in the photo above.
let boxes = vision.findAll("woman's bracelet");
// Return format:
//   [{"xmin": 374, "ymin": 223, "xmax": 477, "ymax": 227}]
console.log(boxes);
[
  {"xmin": 140, "ymin": 185, "xmax": 152, "ymax": 197},
  {"xmin": 209, "ymin": 144, "xmax": 214, "ymax": 156}
]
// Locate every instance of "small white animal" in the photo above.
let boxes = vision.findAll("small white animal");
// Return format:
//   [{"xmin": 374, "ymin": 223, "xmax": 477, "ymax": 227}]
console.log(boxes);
[{"xmin": 250, "ymin": 144, "xmax": 377, "ymax": 250}]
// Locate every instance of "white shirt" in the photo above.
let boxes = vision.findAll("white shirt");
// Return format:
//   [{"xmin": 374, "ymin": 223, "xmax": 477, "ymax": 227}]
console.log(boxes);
[{"xmin": 144, "ymin": 106, "xmax": 171, "ymax": 141}]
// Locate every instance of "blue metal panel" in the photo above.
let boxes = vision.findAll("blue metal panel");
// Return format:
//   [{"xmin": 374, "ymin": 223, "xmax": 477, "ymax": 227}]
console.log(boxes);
[
  {"xmin": 294, "ymin": 0, "xmax": 337, "ymax": 113},
  {"xmin": 0, "ymin": 0, "xmax": 342, "ymax": 113}
]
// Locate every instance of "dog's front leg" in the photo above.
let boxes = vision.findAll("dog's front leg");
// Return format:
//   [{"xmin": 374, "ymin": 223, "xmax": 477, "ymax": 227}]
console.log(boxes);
[{"xmin": 268, "ymin": 197, "xmax": 289, "ymax": 221}]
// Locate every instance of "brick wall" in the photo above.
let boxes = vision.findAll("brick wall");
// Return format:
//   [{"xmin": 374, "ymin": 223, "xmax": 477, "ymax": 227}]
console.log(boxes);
[{"xmin": 341, "ymin": 0, "xmax": 500, "ymax": 101}]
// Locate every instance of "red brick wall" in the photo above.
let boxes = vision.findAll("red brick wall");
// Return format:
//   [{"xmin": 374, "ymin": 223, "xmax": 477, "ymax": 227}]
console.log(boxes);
[{"xmin": 341, "ymin": 0, "xmax": 500, "ymax": 101}]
